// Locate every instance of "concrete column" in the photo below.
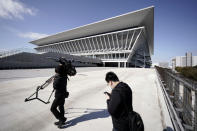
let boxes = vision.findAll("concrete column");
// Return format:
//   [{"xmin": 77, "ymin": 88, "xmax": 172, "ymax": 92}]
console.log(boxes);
[
  {"xmin": 103, "ymin": 62, "xmax": 105, "ymax": 67},
  {"xmin": 124, "ymin": 62, "xmax": 127, "ymax": 68},
  {"xmin": 118, "ymin": 62, "xmax": 120, "ymax": 68}
]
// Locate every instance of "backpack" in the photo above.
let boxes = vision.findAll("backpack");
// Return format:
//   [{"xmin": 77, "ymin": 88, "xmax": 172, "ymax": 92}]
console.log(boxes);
[
  {"xmin": 120, "ymin": 87, "xmax": 144, "ymax": 131},
  {"xmin": 128, "ymin": 111, "xmax": 144, "ymax": 131}
]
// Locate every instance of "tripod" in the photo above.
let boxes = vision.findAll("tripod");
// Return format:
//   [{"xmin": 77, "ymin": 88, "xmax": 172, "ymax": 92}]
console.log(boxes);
[{"xmin": 24, "ymin": 75, "xmax": 55, "ymax": 104}]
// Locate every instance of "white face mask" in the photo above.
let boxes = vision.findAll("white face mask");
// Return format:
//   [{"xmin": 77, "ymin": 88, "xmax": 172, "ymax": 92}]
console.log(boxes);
[{"xmin": 106, "ymin": 85, "xmax": 112, "ymax": 92}]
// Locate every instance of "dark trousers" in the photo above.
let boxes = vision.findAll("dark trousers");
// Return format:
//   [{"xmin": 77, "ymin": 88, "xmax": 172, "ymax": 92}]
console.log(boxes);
[
  {"xmin": 112, "ymin": 128, "xmax": 117, "ymax": 131},
  {"xmin": 51, "ymin": 96, "xmax": 65, "ymax": 121}
]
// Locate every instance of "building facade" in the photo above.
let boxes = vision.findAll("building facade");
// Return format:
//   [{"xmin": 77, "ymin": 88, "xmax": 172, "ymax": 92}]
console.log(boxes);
[
  {"xmin": 172, "ymin": 52, "xmax": 197, "ymax": 70},
  {"xmin": 30, "ymin": 7, "xmax": 154, "ymax": 68}
]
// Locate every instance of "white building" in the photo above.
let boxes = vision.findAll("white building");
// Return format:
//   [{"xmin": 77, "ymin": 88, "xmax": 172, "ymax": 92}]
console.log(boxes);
[
  {"xmin": 175, "ymin": 56, "xmax": 186, "ymax": 67},
  {"xmin": 172, "ymin": 53, "xmax": 197, "ymax": 70},
  {"xmin": 30, "ymin": 6, "xmax": 154, "ymax": 68},
  {"xmin": 192, "ymin": 56, "xmax": 197, "ymax": 67}
]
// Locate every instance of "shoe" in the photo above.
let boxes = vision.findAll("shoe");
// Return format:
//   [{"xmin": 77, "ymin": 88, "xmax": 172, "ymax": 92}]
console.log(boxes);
[
  {"xmin": 54, "ymin": 121, "xmax": 60, "ymax": 126},
  {"xmin": 55, "ymin": 117, "xmax": 67, "ymax": 128},
  {"xmin": 54, "ymin": 119, "xmax": 67, "ymax": 126},
  {"xmin": 58, "ymin": 121, "xmax": 64, "ymax": 129},
  {"xmin": 62, "ymin": 117, "xmax": 67, "ymax": 123}
]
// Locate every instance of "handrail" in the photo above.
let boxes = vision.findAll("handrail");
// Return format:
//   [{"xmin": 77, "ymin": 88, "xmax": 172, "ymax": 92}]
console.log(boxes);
[{"xmin": 155, "ymin": 68, "xmax": 185, "ymax": 131}]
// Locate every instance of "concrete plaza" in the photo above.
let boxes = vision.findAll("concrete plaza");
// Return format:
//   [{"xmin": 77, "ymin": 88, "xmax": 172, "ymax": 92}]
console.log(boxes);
[{"xmin": 0, "ymin": 67, "xmax": 173, "ymax": 131}]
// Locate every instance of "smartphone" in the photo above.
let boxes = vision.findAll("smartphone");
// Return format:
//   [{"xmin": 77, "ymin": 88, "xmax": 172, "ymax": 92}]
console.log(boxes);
[{"xmin": 104, "ymin": 91, "xmax": 111, "ymax": 97}]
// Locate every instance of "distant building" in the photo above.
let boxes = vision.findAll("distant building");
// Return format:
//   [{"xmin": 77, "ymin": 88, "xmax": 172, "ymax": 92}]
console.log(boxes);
[
  {"xmin": 193, "ymin": 56, "xmax": 197, "ymax": 66},
  {"xmin": 186, "ymin": 52, "xmax": 192, "ymax": 67},
  {"xmin": 158, "ymin": 62, "xmax": 169, "ymax": 68},
  {"xmin": 175, "ymin": 56, "xmax": 186, "ymax": 67},
  {"xmin": 172, "ymin": 52, "xmax": 197, "ymax": 70}
]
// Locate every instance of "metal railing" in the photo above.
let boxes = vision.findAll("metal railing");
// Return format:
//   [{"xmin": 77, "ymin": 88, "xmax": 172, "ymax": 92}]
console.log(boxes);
[{"xmin": 155, "ymin": 66, "xmax": 197, "ymax": 131}]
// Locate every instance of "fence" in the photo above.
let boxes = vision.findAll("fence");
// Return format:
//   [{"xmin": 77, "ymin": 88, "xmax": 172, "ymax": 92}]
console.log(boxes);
[{"xmin": 155, "ymin": 66, "xmax": 197, "ymax": 131}]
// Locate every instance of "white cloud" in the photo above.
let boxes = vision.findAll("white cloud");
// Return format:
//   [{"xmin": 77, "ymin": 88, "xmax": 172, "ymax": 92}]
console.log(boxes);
[
  {"xmin": 0, "ymin": 0, "xmax": 36, "ymax": 19},
  {"xmin": 18, "ymin": 32, "xmax": 48, "ymax": 39}
]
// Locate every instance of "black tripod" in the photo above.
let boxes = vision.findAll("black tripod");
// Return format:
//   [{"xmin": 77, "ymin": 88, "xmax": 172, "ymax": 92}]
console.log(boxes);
[{"xmin": 24, "ymin": 75, "xmax": 55, "ymax": 104}]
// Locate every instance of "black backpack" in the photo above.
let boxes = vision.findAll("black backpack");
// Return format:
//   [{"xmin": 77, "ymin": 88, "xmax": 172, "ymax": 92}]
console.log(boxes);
[
  {"xmin": 120, "ymin": 88, "xmax": 144, "ymax": 131},
  {"xmin": 128, "ymin": 111, "xmax": 144, "ymax": 131}
]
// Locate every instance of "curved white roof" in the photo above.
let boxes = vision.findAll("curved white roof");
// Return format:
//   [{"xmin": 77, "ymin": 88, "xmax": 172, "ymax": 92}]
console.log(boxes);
[{"xmin": 30, "ymin": 6, "xmax": 154, "ymax": 54}]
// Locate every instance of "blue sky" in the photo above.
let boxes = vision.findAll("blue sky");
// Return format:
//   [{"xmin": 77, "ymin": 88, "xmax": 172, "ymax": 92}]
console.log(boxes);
[{"xmin": 0, "ymin": 0, "xmax": 196, "ymax": 63}]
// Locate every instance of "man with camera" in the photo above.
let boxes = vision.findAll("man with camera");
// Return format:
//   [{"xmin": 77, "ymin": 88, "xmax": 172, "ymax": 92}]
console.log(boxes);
[
  {"xmin": 105, "ymin": 71, "xmax": 133, "ymax": 131},
  {"xmin": 50, "ymin": 64, "xmax": 69, "ymax": 128}
]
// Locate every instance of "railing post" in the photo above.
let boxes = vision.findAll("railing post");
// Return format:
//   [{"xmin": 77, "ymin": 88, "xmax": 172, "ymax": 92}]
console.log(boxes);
[
  {"xmin": 183, "ymin": 85, "xmax": 193, "ymax": 128},
  {"xmin": 166, "ymin": 71, "xmax": 170, "ymax": 89},
  {"xmin": 174, "ymin": 80, "xmax": 180, "ymax": 105},
  {"xmin": 183, "ymin": 87, "xmax": 187, "ymax": 124},
  {"xmin": 194, "ymin": 92, "xmax": 197, "ymax": 131},
  {"xmin": 168, "ymin": 74, "xmax": 174, "ymax": 97},
  {"xmin": 187, "ymin": 88, "xmax": 192, "ymax": 127}
]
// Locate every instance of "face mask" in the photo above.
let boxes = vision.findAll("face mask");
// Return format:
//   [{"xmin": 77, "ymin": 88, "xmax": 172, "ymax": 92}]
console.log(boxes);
[{"xmin": 106, "ymin": 85, "xmax": 112, "ymax": 93}]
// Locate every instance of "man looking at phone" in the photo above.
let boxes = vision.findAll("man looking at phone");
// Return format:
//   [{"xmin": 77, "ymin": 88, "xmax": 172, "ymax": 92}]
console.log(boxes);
[{"xmin": 105, "ymin": 71, "xmax": 133, "ymax": 131}]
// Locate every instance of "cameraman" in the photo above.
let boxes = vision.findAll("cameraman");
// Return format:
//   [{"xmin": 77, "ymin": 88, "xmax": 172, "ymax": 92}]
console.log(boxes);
[
  {"xmin": 50, "ymin": 64, "xmax": 69, "ymax": 128},
  {"xmin": 105, "ymin": 72, "xmax": 133, "ymax": 131}
]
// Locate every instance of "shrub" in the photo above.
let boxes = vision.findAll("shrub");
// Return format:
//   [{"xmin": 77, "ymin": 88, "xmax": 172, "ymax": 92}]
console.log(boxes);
[{"xmin": 175, "ymin": 66, "xmax": 197, "ymax": 81}]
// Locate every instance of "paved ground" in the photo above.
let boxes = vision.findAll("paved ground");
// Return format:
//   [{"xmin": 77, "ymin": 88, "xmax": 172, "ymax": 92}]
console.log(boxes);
[{"xmin": 0, "ymin": 67, "xmax": 173, "ymax": 131}]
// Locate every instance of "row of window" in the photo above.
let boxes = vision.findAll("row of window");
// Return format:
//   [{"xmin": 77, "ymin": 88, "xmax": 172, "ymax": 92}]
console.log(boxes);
[{"xmin": 85, "ymin": 53, "xmax": 130, "ymax": 60}]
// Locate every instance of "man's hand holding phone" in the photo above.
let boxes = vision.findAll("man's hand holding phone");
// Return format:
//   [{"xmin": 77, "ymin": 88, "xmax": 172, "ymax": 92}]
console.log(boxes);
[{"xmin": 104, "ymin": 91, "xmax": 111, "ymax": 100}]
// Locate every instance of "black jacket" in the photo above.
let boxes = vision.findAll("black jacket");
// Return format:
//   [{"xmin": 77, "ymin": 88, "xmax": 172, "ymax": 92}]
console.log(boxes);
[
  {"xmin": 53, "ymin": 74, "xmax": 68, "ymax": 98},
  {"xmin": 107, "ymin": 82, "xmax": 133, "ymax": 131}
]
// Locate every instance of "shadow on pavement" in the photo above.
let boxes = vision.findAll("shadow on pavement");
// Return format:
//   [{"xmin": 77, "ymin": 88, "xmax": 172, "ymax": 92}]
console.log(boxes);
[
  {"xmin": 163, "ymin": 126, "xmax": 174, "ymax": 131},
  {"xmin": 62, "ymin": 108, "xmax": 110, "ymax": 129}
]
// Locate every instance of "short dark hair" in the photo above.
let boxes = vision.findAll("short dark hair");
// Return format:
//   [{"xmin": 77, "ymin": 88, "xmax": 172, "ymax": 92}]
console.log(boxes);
[{"xmin": 105, "ymin": 71, "xmax": 119, "ymax": 83}]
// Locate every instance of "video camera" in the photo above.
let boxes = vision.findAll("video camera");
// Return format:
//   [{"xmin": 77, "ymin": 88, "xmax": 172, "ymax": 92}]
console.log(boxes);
[{"xmin": 49, "ymin": 57, "xmax": 77, "ymax": 77}]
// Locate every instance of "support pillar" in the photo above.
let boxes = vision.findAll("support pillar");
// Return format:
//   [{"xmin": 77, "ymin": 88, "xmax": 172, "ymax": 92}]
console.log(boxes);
[
  {"xmin": 103, "ymin": 62, "xmax": 105, "ymax": 67},
  {"xmin": 124, "ymin": 62, "xmax": 127, "ymax": 68},
  {"xmin": 118, "ymin": 62, "xmax": 120, "ymax": 68}
]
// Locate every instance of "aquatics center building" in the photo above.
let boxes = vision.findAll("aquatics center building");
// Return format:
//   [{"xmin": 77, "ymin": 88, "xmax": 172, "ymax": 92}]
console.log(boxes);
[{"xmin": 30, "ymin": 6, "xmax": 154, "ymax": 67}]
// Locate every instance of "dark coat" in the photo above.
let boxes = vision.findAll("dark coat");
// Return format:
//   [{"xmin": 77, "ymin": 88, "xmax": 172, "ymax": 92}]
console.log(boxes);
[
  {"xmin": 53, "ymin": 74, "xmax": 68, "ymax": 98},
  {"xmin": 107, "ymin": 82, "xmax": 133, "ymax": 131}
]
